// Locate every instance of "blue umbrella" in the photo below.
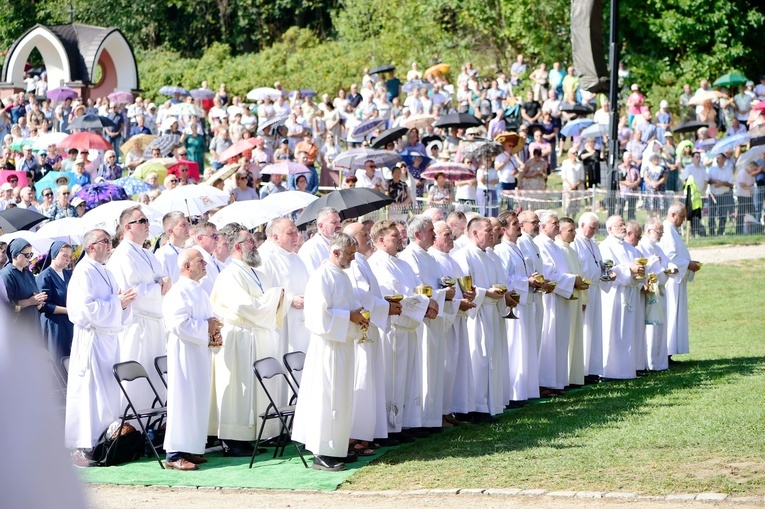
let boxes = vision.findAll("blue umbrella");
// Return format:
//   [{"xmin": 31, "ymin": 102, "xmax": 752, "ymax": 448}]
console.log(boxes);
[
  {"xmin": 189, "ymin": 88, "xmax": 215, "ymax": 100},
  {"xmin": 159, "ymin": 86, "xmax": 190, "ymax": 97},
  {"xmin": 351, "ymin": 118, "xmax": 387, "ymax": 139},
  {"xmin": 402, "ymin": 80, "xmax": 434, "ymax": 94},
  {"xmin": 709, "ymin": 133, "xmax": 751, "ymax": 157},
  {"xmin": 34, "ymin": 171, "xmax": 76, "ymax": 200},
  {"xmin": 73, "ymin": 183, "xmax": 128, "ymax": 211},
  {"xmin": 580, "ymin": 123, "xmax": 609, "ymax": 139},
  {"xmin": 560, "ymin": 118, "xmax": 595, "ymax": 138},
  {"xmin": 401, "ymin": 150, "xmax": 433, "ymax": 172},
  {"xmin": 113, "ymin": 177, "xmax": 154, "ymax": 196}
]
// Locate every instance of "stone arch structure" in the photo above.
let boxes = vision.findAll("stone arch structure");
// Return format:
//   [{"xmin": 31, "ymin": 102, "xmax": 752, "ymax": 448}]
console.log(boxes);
[{"xmin": 0, "ymin": 23, "xmax": 139, "ymax": 101}]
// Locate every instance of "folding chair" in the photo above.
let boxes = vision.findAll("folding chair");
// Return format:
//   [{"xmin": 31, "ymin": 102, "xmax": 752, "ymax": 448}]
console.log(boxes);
[
  {"xmin": 154, "ymin": 355, "xmax": 168, "ymax": 390},
  {"xmin": 61, "ymin": 356, "xmax": 70, "ymax": 376},
  {"xmin": 282, "ymin": 350, "xmax": 306, "ymax": 403},
  {"xmin": 249, "ymin": 357, "xmax": 308, "ymax": 469},
  {"xmin": 113, "ymin": 361, "xmax": 168, "ymax": 469}
]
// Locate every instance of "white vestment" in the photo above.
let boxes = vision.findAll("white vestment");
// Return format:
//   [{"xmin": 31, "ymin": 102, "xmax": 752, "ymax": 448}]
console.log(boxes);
[
  {"xmin": 399, "ymin": 243, "xmax": 452, "ymax": 427},
  {"xmin": 494, "ymin": 239, "xmax": 540, "ymax": 400},
  {"xmin": 65, "ymin": 257, "xmax": 130, "ymax": 449},
  {"xmin": 535, "ymin": 234, "xmax": 576, "ymax": 390},
  {"xmin": 368, "ymin": 250, "xmax": 429, "ymax": 431},
  {"xmin": 298, "ymin": 233, "xmax": 330, "ymax": 272},
  {"xmin": 518, "ymin": 233, "xmax": 544, "ymax": 354},
  {"xmin": 346, "ymin": 252, "xmax": 390, "ymax": 440},
  {"xmin": 193, "ymin": 246, "xmax": 223, "ymax": 296},
  {"xmin": 572, "ymin": 233, "xmax": 605, "ymax": 376},
  {"xmin": 155, "ymin": 242, "xmax": 182, "ymax": 283},
  {"xmin": 638, "ymin": 237, "xmax": 671, "ymax": 371},
  {"xmin": 658, "ymin": 221, "xmax": 694, "ymax": 355},
  {"xmin": 557, "ymin": 239, "xmax": 585, "ymax": 386},
  {"xmin": 599, "ymin": 236, "xmax": 642, "ymax": 379},
  {"xmin": 292, "ymin": 263, "xmax": 360, "ymax": 457},
  {"xmin": 428, "ymin": 247, "xmax": 474, "ymax": 414},
  {"xmin": 210, "ymin": 259, "xmax": 284, "ymax": 441},
  {"xmin": 162, "ymin": 276, "xmax": 213, "ymax": 455},
  {"xmin": 107, "ymin": 239, "xmax": 167, "ymax": 410},
  {"xmin": 453, "ymin": 243, "xmax": 508, "ymax": 415}
]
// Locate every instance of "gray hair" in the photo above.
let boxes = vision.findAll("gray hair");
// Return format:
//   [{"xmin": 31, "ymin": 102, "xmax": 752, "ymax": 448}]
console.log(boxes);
[
  {"xmin": 538, "ymin": 210, "xmax": 558, "ymax": 225},
  {"xmin": 406, "ymin": 215, "xmax": 433, "ymax": 240},
  {"xmin": 316, "ymin": 207, "xmax": 340, "ymax": 224},
  {"xmin": 605, "ymin": 215, "xmax": 623, "ymax": 229},
  {"xmin": 668, "ymin": 202, "xmax": 685, "ymax": 216},
  {"xmin": 221, "ymin": 222, "xmax": 248, "ymax": 251},
  {"xmin": 577, "ymin": 211, "xmax": 599, "ymax": 228},
  {"xmin": 330, "ymin": 232, "xmax": 357, "ymax": 252},
  {"xmin": 177, "ymin": 248, "xmax": 197, "ymax": 269},
  {"xmin": 162, "ymin": 211, "xmax": 186, "ymax": 231},
  {"xmin": 266, "ymin": 217, "xmax": 292, "ymax": 239},
  {"xmin": 82, "ymin": 229, "xmax": 110, "ymax": 252}
]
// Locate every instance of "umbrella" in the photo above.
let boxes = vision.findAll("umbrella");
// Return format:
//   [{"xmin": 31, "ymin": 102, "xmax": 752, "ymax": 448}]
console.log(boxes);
[
  {"xmin": 675, "ymin": 140, "xmax": 695, "ymax": 157},
  {"xmin": 401, "ymin": 150, "xmax": 432, "ymax": 170},
  {"xmin": 151, "ymin": 185, "xmax": 231, "ymax": 216},
  {"xmin": 753, "ymin": 102, "xmax": 765, "ymax": 112},
  {"xmin": 463, "ymin": 141, "xmax": 503, "ymax": 160},
  {"xmin": 107, "ymin": 91, "xmax": 134, "ymax": 104},
  {"xmin": 351, "ymin": 118, "xmax": 387, "ymax": 139},
  {"xmin": 46, "ymin": 86, "xmax": 79, "ymax": 102},
  {"xmin": 168, "ymin": 103, "xmax": 204, "ymax": 118},
  {"xmin": 735, "ymin": 146, "xmax": 765, "ymax": 170},
  {"xmin": 32, "ymin": 132, "xmax": 68, "ymax": 151},
  {"xmin": 262, "ymin": 190, "xmax": 318, "ymax": 212},
  {"xmin": 58, "ymin": 132, "xmax": 112, "ymax": 151},
  {"xmin": 168, "ymin": 159, "xmax": 201, "ymax": 182},
  {"xmin": 257, "ymin": 114, "xmax": 290, "ymax": 134},
  {"xmin": 226, "ymin": 105, "xmax": 245, "ymax": 117},
  {"xmin": 752, "ymin": 135, "xmax": 765, "ymax": 148},
  {"xmin": 159, "ymin": 86, "xmax": 189, "ymax": 96},
  {"xmin": 113, "ymin": 177, "xmax": 154, "ymax": 196},
  {"xmin": 209, "ymin": 201, "xmax": 284, "ymax": 230},
  {"xmin": 261, "ymin": 161, "xmax": 312, "ymax": 176},
  {"xmin": 73, "ymin": 182, "xmax": 128, "ymax": 211},
  {"xmin": 10, "ymin": 138, "xmax": 34, "ymax": 151},
  {"xmin": 713, "ymin": 73, "xmax": 748, "ymax": 88},
  {"xmin": 0, "ymin": 231, "xmax": 53, "ymax": 253},
  {"xmin": 36, "ymin": 217, "xmax": 84, "ymax": 244},
  {"xmin": 708, "ymin": 133, "xmax": 751, "ymax": 157},
  {"xmin": 81, "ymin": 201, "xmax": 163, "ymax": 236},
  {"xmin": 421, "ymin": 162, "xmax": 475, "ymax": 181},
  {"xmin": 288, "ymin": 89, "xmax": 317, "ymax": 98},
  {"xmin": 559, "ymin": 103, "xmax": 594, "ymax": 115},
  {"xmin": 688, "ymin": 90, "xmax": 725, "ymax": 106},
  {"xmin": 133, "ymin": 158, "xmax": 177, "ymax": 182},
  {"xmin": 672, "ymin": 121, "xmax": 709, "ymax": 135},
  {"xmin": 68, "ymin": 114, "xmax": 117, "ymax": 131},
  {"xmin": 296, "ymin": 188, "xmax": 393, "ymax": 227},
  {"xmin": 217, "ymin": 138, "xmax": 262, "ymax": 163},
  {"xmin": 247, "ymin": 87, "xmax": 283, "ymax": 102},
  {"xmin": 560, "ymin": 118, "xmax": 594, "ymax": 138},
  {"xmin": 0, "ymin": 208, "xmax": 48, "ymax": 233},
  {"xmin": 370, "ymin": 65, "xmax": 396, "ymax": 75},
  {"xmin": 203, "ymin": 164, "xmax": 240, "ymax": 185},
  {"xmin": 121, "ymin": 134, "xmax": 156, "ymax": 155},
  {"xmin": 423, "ymin": 63, "xmax": 450, "ymax": 79},
  {"xmin": 402, "ymin": 80, "xmax": 433, "ymax": 94},
  {"xmin": 332, "ymin": 148, "xmax": 402, "ymax": 171},
  {"xmin": 371, "ymin": 126, "xmax": 409, "ymax": 149},
  {"xmin": 34, "ymin": 171, "xmax": 76, "ymax": 200},
  {"xmin": 579, "ymin": 123, "xmax": 609, "ymax": 139},
  {"xmin": 401, "ymin": 114, "xmax": 436, "ymax": 130},
  {"xmin": 0, "ymin": 170, "xmax": 28, "ymax": 188},
  {"xmin": 142, "ymin": 135, "xmax": 178, "ymax": 157},
  {"xmin": 433, "ymin": 112, "xmax": 482, "ymax": 129},
  {"xmin": 189, "ymin": 88, "xmax": 215, "ymax": 100}
]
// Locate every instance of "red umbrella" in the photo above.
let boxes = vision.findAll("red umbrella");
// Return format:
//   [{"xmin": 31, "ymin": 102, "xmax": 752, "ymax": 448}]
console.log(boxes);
[
  {"xmin": 421, "ymin": 161, "xmax": 475, "ymax": 181},
  {"xmin": 58, "ymin": 132, "xmax": 112, "ymax": 151},
  {"xmin": 167, "ymin": 159, "xmax": 201, "ymax": 181},
  {"xmin": 752, "ymin": 102, "xmax": 765, "ymax": 111},
  {"xmin": 217, "ymin": 138, "xmax": 264, "ymax": 163}
]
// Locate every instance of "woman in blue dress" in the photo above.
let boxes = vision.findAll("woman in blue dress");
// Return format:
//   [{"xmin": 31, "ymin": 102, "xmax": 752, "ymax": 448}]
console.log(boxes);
[
  {"xmin": 1, "ymin": 238, "xmax": 47, "ymax": 339},
  {"xmin": 37, "ymin": 241, "xmax": 74, "ymax": 362}
]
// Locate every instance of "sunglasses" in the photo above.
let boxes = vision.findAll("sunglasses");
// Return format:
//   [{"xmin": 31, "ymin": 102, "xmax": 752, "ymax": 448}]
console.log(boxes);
[
  {"xmin": 178, "ymin": 152, "xmax": 187, "ymax": 156},
  {"xmin": 168, "ymin": 179, "xmax": 178, "ymax": 183},
  {"xmin": 128, "ymin": 218, "xmax": 150, "ymax": 225},
  {"xmin": 21, "ymin": 252, "xmax": 35, "ymax": 259},
  {"xmin": 43, "ymin": 193, "xmax": 53, "ymax": 197},
  {"xmin": 61, "ymin": 192, "xmax": 70, "ymax": 195},
  {"xmin": 92, "ymin": 237, "xmax": 111, "ymax": 246},
  {"xmin": 201, "ymin": 233, "xmax": 220, "ymax": 241}
]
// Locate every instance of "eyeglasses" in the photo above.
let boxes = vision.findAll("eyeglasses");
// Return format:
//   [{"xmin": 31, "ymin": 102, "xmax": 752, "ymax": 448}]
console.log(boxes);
[
  {"xmin": 61, "ymin": 191, "xmax": 70, "ymax": 195},
  {"xmin": 178, "ymin": 152, "xmax": 187, "ymax": 156},
  {"xmin": 200, "ymin": 233, "xmax": 220, "ymax": 241},
  {"xmin": 93, "ymin": 237, "xmax": 111, "ymax": 246},
  {"xmin": 8, "ymin": 179, "xmax": 17, "ymax": 183},
  {"xmin": 21, "ymin": 252, "xmax": 35, "ymax": 259},
  {"xmin": 238, "ymin": 176, "xmax": 248, "ymax": 180},
  {"xmin": 128, "ymin": 218, "xmax": 150, "ymax": 225},
  {"xmin": 43, "ymin": 193, "xmax": 53, "ymax": 197},
  {"xmin": 168, "ymin": 179, "xmax": 178, "ymax": 183}
]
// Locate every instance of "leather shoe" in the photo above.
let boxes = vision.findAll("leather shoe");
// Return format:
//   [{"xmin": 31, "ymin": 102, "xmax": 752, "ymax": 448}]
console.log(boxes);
[
  {"xmin": 389, "ymin": 432, "xmax": 415, "ymax": 443},
  {"xmin": 222, "ymin": 440, "xmax": 255, "ymax": 457},
  {"xmin": 183, "ymin": 453, "xmax": 208, "ymax": 464},
  {"xmin": 312, "ymin": 455, "xmax": 346, "ymax": 472},
  {"xmin": 375, "ymin": 437, "xmax": 400, "ymax": 447},
  {"xmin": 406, "ymin": 428, "xmax": 430, "ymax": 438},
  {"xmin": 470, "ymin": 412, "xmax": 498, "ymax": 424},
  {"xmin": 165, "ymin": 458, "xmax": 198, "ymax": 471}
]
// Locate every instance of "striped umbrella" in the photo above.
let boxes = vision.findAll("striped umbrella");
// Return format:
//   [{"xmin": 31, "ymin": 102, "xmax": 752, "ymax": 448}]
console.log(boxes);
[
  {"xmin": 421, "ymin": 162, "xmax": 475, "ymax": 181},
  {"xmin": 351, "ymin": 118, "xmax": 387, "ymax": 139}
]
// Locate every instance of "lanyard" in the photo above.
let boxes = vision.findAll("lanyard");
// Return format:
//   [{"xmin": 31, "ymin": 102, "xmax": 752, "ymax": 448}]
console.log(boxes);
[
  {"xmin": 236, "ymin": 262, "xmax": 263, "ymax": 293},
  {"xmin": 508, "ymin": 242, "xmax": 528, "ymax": 275}
]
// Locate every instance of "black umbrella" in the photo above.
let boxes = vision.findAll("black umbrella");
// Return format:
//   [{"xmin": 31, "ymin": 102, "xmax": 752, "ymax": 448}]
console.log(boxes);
[
  {"xmin": 433, "ymin": 113, "xmax": 482, "ymax": 129},
  {"xmin": 0, "ymin": 208, "xmax": 48, "ymax": 233},
  {"xmin": 559, "ymin": 103, "xmax": 594, "ymax": 115},
  {"xmin": 371, "ymin": 126, "xmax": 409, "ymax": 149},
  {"xmin": 526, "ymin": 122, "xmax": 545, "ymax": 134},
  {"xmin": 295, "ymin": 188, "xmax": 393, "ymax": 228},
  {"xmin": 370, "ymin": 64, "xmax": 396, "ymax": 75},
  {"xmin": 751, "ymin": 136, "xmax": 765, "ymax": 148},
  {"xmin": 672, "ymin": 121, "xmax": 709, "ymax": 135},
  {"xmin": 68, "ymin": 114, "xmax": 117, "ymax": 131}
]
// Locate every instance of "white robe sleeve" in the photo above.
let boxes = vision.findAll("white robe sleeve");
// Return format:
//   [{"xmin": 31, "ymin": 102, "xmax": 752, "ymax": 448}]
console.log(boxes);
[
  {"xmin": 162, "ymin": 285, "xmax": 209, "ymax": 347},
  {"xmin": 67, "ymin": 266, "xmax": 126, "ymax": 329}
]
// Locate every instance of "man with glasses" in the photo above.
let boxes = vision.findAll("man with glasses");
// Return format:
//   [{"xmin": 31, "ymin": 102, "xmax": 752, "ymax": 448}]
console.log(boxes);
[
  {"xmin": 354, "ymin": 159, "xmax": 387, "ymax": 194},
  {"xmin": 97, "ymin": 150, "xmax": 123, "ymax": 181},
  {"xmin": 65, "ymin": 229, "xmax": 137, "ymax": 467},
  {"xmin": 106, "ymin": 206, "xmax": 172, "ymax": 410},
  {"xmin": 46, "ymin": 184, "xmax": 76, "ymax": 220},
  {"xmin": 191, "ymin": 222, "xmax": 223, "ymax": 295}
]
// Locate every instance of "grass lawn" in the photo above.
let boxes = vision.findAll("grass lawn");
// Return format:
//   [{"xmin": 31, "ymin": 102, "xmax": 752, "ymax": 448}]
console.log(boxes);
[{"xmin": 343, "ymin": 258, "xmax": 765, "ymax": 495}]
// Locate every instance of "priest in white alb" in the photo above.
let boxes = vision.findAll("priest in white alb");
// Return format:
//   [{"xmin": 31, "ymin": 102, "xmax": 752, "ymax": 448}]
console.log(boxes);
[
  {"xmin": 555, "ymin": 217, "xmax": 586, "ymax": 387},
  {"xmin": 639, "ymin": 219, "xmax": 673, "ymax": 371},
  {"xmin": 155, "ymin": 211, "xmax": 190, "ymax": 283},
  {"xmin": 297, "ymin": 207, "xmax": 342, "ymax": 271},
  {"xmin": 191, "ymin": 222, "xmax": 224, "ymax": 296},
  {"xmin": 517, "ymin": 210, "xmax": 548, "ymax": 354}
]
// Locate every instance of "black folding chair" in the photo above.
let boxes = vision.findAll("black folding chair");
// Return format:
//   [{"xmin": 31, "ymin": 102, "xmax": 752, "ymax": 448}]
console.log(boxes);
[
  {"xmin": 154, "ymin": 355, "xmax": 168, "ymax": 391},
  {"xmin": 249, "ymin": 357, "xmax": 308, "ymax": 469},
  {"xmin": 282, "ymin": 351, "xmax": 306, "ymax": 403},
  {"xmin": 113, "ymin": 361, "xmax": 168, "ymax": 469}
]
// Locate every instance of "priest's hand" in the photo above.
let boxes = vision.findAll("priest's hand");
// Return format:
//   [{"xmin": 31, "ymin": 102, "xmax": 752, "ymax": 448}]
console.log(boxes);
[
  {"xmin": 462, "ymin": 288, "xmax": 476, "ymax": 301},
  {"xmin": 504, "ymin": 292, "xmax": 518, "ymax": 307},
  {"xmin": 688, "ymin": 260, "xmax": 701, "ymax": 272},
  {"xmin": 350, "ymin": 308, "xmax": 370, "ymax": 328},
  {"xmin": 119, "ymin": 288, "xmax": 138, "ymax": 309},
  {"xmin": 529, "ymin": 273, "xmax": 543, "ymax": 289},
  {"xmin": 207, "ymin": 317, "xmax": 223, "ymax": 337},
  {"xmin": 459, "ymin": 299, "xmax": 476, "ymax": 312},
  {"xmin": 425, "ymin": 299, "xmax": 439, "ymax": 319},
  {"xmin": 573, "ymin": 276, "xmax": 587, "ymax": 290},
  {"xmin": 291, "ymin": 295, "xmax": 304, "ymax": 309},
  {"xmin": 486, "ymin": 287, "xmax": 505, "ymax": 299},
  {"xmin": 388, "ymin": 301, "xmax": 402, "ymax": 316},
  {"xmin": 445, "ymin": 286, "xmax": 456, "ymax": 301},
  {"xmin": 630, "ymin": 264, "xmax": 645, "ymax": 278},
  {"xmin": 159, "ymin": 276, "xmax": 172, "ymax": 296}
]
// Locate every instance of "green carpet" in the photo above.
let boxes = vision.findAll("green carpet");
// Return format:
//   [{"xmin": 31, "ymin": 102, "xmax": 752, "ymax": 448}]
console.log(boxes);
[{"xmin": 80, "ymin": 445, "xmax": 390, "ymax": 491}]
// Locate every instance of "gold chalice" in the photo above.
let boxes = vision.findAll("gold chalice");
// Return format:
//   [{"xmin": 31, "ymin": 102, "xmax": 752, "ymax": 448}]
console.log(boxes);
[
  {"xmin": 634, "ymin": 257, "xmax": 648, "ymax": 280},
  {"xmin": 492, "ymin": 283, "xmax": 507, "ymax": 293},
  {"xmin": 533, "ymin": 274, "xmax": 546, "ymax": 284},
  {"xmin": 696, "ymin": 262, "xmax": 704, "ymax": 269},
  {"xmin": 358, "ymin": 309, "xmax": 372, "ymax": 344},
  {"xmin": 414, "ymin": 284, "xmax": 433, "ymax": 297},
  {"xmin": 545, "ymin": 281, "xmax": 557, "ymax": 294},
  {"xmin": 440, "ymin": 276, "xmax": 456, "ymax": 288},
  {"xmin": 385, "ymin": 294, "xmax": 404, "ymax": 303},
  {"xmin": 457, "ymin": 276, "xmax": 473, "ymax": 293},
  {"xmin": 581, "ymin": 278, "xmax": 592, "ymax": 290},
  {"xmin": 503, "ymin": 290, "xmax": 520, "ymax": 319}
]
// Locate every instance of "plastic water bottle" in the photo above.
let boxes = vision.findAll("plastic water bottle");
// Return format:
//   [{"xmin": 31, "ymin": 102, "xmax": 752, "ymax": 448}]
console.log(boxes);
[{"xmin": 146, "ymin": 429, "xmax": 155, "ymax": 457}]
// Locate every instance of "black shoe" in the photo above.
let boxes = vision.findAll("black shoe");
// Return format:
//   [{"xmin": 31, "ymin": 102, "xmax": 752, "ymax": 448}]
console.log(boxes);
[
  {"xmin": 454, "ymin": 413, "xmax": 471, "ymax": 422},
  {"xmin": 668, "ymin": 356, "xmax": 680, "ymax": 365},
  {"xmin": 405, "ymin": 428, "xmax": 430, "ymax": 438},
  {"xmin": 390, "ymin": 431, "xmax": 415, "ymax": 443},
  {"xmin": 470, "ymin": 412, "xmax": 498, "ymax": 424},
  {"xmin": 584, "ymin": 375, "xmax": 601, "ymax": 385},
  {"xmin": 312, "ymin": 455, "xmax": 346, "ymax": 472},
  {"xmin": 221, "ymin": 440, "xmax": 255, "ymax": 457},
  {"xmin": 636, "ymin": 370, "xmax": 649, "ymax": 377},
  {"xmin": 425, "ymin": 427, "xmax": 443, "ymax": 434},
  {"xmin": 374, "ymin": 437, "xmax": 400, "ymax": 447},
  {"xmin": 505, "ymin": 401, "xmax": 526, "ymax": 409},
  {"xmin": 205, "ymin": 435, "xmax": 219, "ymax": 448}
]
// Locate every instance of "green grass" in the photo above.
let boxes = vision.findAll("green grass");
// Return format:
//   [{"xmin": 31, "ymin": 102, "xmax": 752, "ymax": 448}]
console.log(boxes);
[{"xmin": 343, "ymin": 258, "xmax": 765, "ymax": 495}]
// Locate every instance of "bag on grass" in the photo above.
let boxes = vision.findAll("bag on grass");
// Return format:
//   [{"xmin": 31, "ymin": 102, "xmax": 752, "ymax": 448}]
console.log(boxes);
[{"xmin": 92, "ymin": 422, "xmax": 144, "ymax": 466}]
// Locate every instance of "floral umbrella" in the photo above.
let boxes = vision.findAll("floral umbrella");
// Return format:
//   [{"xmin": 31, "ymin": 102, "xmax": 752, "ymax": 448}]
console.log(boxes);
[{"xmin": 73, "ymin": 182, "xmax": 129, "ymax": 211}]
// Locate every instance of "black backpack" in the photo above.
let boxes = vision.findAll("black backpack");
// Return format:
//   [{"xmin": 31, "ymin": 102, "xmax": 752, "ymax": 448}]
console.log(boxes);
[{"xmin": 92, "ymin": 423, "xmax": 144, "ymax": 466}]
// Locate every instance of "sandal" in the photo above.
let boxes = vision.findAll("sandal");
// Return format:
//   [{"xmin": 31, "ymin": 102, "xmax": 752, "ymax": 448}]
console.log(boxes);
[{"xmin": 350, "ymin": 441, "xmax": 375, "ymax": 456}]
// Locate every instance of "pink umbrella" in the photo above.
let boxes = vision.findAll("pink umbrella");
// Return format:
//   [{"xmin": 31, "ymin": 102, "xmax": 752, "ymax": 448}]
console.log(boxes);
[
  {"xmin": 216, "ymin": 138, "xmax": 263, "ymax": 163},
  {"xmin": 167, "ymin": 159, "xmax": 200, "ymax": 181},
  {"xmin": 261, "ymin": 161, "xmax": 311, "ymax": 175},
  {"xmin": 0, "ymin": 170, "xmax": 29, "ymax": 188},
  {"xmin": 108, "ymin": 91, "xmax": 134, "ymax": 104},
  {"xmin": 421, "ymin": 162, "xmax": 475, "ymax": 181}
]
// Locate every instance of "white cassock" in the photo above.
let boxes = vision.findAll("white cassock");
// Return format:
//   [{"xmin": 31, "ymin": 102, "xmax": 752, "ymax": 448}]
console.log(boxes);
[
  {"xmin": 638, "ymin": 237, "xmax": 671, "ymax": 371},
  {"xmin": 494, "ymin": 240, "xmax": 540, "ymax": 401},
  {"xmin": 155, "ymin": 242, "xmax": 182, "ymax": 283},
  {"xmin": 599, "ymin": 236, "xmax": 642, "ymax": 379},
  {"xmin": 556, "ymin": 239, "xmax": 586, "ymax": 386},
  {"xmin": 298, "ymin": 233, "xmax": 330, "ymax": 272},
  {"xmin": 162, "ymin": 276, "xmax": 213, "ymax": 456},
  {"xmin": 346, "ymin": 252, "xmax": 390, "ymax": 441},
  {"xmin": 534, "ymin": 234, "xmax": 576, "ymax": 390},
  {"xmin": 658, "ymin": 221, "xmax": 694, "ymax": 356},
  {"xmin": 259, "ymin": 240, "xmax": 311, "ymax": 354},
  {"xmin": 453, "ymin": 243, "xmax": 508, "ymax": 415},
  {"xmin": 572, "ymin": 233, "xmax": 605, "ymax": 377},
  {"xmin": 210, "ymin": 259, "xmax": 284, "ymax": 441},
  {"xmin": 65, "ymin": 257, "xmax": 130, "ymax": 449},
  {"xmin": 107, "ymin": 239, "xmax": 167, "ymax": 410},
  {"xmin": 399, "ymin": 243, "xmax": 451, "ymax": 428},
  {"xmin": 518, "ymin": 233, "xmax": 544, "ymax": 354},
  {"xmin": 368, "ymin": 250, "xmax": 430, "ymax": 432},
  {"xmin": 193, "ymin": 246, "xmax": 223, "ymax": 296},
  {"xmin": 428, "ymin": 247, "xmax": 474, "ymax": 414},
  {"xmin": 292, "ymin": 263, "xmax": 360, "ymax": 457}
]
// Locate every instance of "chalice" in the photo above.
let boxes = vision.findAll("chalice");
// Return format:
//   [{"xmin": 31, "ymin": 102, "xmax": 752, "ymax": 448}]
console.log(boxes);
[
  {"xmin": 358, "ymin": 309, "xmax": 372, "ymax": 344},
  {"xmin": 635, "ymin": 257, "xmax": 648, "ymax": 280}
]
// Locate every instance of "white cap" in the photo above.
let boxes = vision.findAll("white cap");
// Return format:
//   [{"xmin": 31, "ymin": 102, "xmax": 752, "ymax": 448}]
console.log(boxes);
[{"xmin": 660, "ymin": 100, "xmax": 669, "ymax": 109}]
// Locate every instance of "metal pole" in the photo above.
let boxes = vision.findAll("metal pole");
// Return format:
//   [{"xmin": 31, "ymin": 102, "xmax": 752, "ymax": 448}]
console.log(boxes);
[{"xmin": 607, "ymin": 0, "xmax": 620, "ymax": 214}]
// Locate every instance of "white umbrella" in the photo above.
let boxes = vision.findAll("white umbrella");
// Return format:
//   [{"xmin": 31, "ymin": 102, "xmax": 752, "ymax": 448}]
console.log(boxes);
[
  {"xmin": 226, "ymin": 105, "xmax": 245, "ymax": 117},
  {"xmin": 150, "ymin": 185, "xmax": 231, "ymax": 216},
  {"xmin": 246, "ymin": 87, "xmax": 283, "ymax": 101},
  {"xmin": 0, "ymin": 231, "xmax": 54, "ymax": 254},
  {"xmin": 261, "ymin": 190, "xmax": 318, "ymax": 214},
  {"xmin": 736, "ymin": 145, "xmax": 765, "ymax": 170},
  {"xmin": 32, "ymin": 132, "xmax": 68, "ymax": 151},
  {"xmin": 208, "ymin": 201, "xmax": 283, "ymax": 230},
  {"xmin": 36, "ymin": 217, "xmax": 85, "ymax": 244},
  {"xmin": 81, "ymin": 201, "xmax": 163, "ymax": 235}
]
